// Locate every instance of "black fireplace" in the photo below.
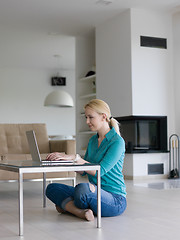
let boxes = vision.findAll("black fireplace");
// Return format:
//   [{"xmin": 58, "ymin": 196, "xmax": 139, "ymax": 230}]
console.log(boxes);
[{"xmin": 115, "ymin": 115, "xmax": 168, "ymax": 153}]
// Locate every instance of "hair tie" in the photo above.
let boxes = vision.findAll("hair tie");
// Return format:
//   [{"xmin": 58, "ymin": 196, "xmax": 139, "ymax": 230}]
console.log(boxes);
[{"xmin": 109, "ymin": 116, "xmax": 112, "ymax": 120}]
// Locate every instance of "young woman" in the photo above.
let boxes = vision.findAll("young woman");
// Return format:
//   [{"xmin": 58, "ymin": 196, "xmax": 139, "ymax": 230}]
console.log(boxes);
[{"xmin": 46, "ymin": 99, "xmax": 127, "ymax": 221}]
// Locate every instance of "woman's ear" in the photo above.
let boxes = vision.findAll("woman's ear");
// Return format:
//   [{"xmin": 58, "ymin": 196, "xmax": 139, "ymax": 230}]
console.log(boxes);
[{"xmin": 102, "ymin": 113, "xmax": 107, "ymax": 121}]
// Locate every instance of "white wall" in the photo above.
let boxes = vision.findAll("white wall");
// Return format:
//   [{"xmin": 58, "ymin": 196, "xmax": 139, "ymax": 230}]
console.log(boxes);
[
  {"xmin": 173, "ymin": 13, "xmax": 180, "ymax": 136},
  {"xmin": 96, "ymin": 10, "xmax": 132, "ymax": 117},
  {"xmin": 131, "ymin": 9, "xmax": 175, "ymax": 136},
  {"xmin": 0, "ymin": 68, "xmax": 75, "ymax": 136}
]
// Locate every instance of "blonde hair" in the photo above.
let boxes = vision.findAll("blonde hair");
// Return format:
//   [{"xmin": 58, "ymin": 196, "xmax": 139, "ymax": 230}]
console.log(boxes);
[{"xmin": 84, "ymin": 99, "xmax": 120, "ymax": 135}]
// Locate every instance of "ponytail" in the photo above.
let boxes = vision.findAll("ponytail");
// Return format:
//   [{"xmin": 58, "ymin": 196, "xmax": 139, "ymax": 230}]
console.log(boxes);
[{"xmin": 109, "ymin": 117, "xmax": 121, "ymax": 136}]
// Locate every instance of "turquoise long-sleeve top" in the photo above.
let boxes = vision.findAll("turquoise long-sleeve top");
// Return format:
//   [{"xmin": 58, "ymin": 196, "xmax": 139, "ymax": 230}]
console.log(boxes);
[{"xmin": 84, "ymin": 127, "xmax": 126, "ymax": 197}]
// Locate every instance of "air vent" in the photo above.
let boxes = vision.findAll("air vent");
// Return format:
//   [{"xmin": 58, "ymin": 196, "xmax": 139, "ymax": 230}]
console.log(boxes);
[
  {"xmin": 140, "ymin": 36, "xmax": 167, "ymax": 49},
  {"xmin": 148, "ymin": 164, "xmax": 164, "ymax": 175}
]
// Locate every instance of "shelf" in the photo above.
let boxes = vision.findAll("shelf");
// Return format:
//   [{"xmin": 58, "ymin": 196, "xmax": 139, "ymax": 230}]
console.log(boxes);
[
  {"xmin": 76, "ymin": 66, "xmax": 96, "ymax": 155},
  {"xmin": 80, "ymin": 93, "xmax": 96, "ymax": 99},
  {"xmin": 80, "ymin": 74, "xmax": 96, "ymax": 82}
]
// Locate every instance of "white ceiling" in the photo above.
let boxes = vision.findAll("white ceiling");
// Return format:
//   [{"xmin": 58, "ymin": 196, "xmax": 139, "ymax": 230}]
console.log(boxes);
[{"xmin": 0, "ymin": 0, "xmax": 179, "ymax": 69}]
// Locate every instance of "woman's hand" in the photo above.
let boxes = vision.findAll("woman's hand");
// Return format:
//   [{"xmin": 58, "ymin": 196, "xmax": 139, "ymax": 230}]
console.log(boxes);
[
  {"xmin": 76, "ymin": 158, "xmax": 88, "ymax": 164},
  {"xmin": 75, "ymin": 158, "xmax": 96, "ymax": 176},
  {"xmin": 75, "ymin": 158, "xmax": 88, "ymax": 174},
  {"xmin": 46, "ymin": 152, "xmax": 75, "ymax": 161}
]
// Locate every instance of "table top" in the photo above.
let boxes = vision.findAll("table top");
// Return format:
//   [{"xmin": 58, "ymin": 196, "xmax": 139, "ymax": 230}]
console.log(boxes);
[{"xmin": 0, "ymin": 160, "xmax": 100, "ymax": 173}]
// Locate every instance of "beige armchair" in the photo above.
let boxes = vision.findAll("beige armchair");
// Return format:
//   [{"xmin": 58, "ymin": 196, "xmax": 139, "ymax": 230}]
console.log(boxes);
[{"xmin": 0, "ymin": 123, "xmax": 76, "ymax": 184}]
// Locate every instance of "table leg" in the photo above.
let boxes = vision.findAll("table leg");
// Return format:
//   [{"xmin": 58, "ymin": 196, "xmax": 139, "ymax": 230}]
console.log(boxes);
[
  {"xmin": 18, "ymin": 171, "xmax": 23, "ymax": 236},
  {"xmin": 97, "ymin": 167, "xmax": 101, "ymax": 228},
  {"xmin": 43, "ymin": 172, "xmax": 46, "ymax": 208}
]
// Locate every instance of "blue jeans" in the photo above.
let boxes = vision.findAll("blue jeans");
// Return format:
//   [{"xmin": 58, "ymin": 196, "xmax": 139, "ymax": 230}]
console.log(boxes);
[{"xmin": 46, "ymin": 183, "xmax": 127, "ymax": 217}]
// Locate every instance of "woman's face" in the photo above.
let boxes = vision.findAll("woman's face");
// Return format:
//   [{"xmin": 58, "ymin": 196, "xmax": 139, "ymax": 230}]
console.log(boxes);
[{"xmin": 85, "ymin": 107, "xmax": 105, "ymax": 132}]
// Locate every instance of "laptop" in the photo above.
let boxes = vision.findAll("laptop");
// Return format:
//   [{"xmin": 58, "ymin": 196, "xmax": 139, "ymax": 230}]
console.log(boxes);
[{"xmin": 26, "ymin": 130, "xmax": 74, "ymax": 165}]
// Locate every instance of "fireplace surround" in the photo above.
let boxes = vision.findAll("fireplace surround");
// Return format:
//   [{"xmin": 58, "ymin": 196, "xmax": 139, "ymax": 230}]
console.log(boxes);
[{"xmin": 115, "ymin": 115, "xmax": 168, "ymax": 153}]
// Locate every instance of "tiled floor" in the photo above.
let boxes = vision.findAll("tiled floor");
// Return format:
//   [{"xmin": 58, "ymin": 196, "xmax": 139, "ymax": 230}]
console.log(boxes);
[
  {"xmin": 134, "ymin": 178, "xmax": 180, "ymax": 190},
  {"xmin": 0, "ymin": 176, "xmax": 180, "ymax": 240}
]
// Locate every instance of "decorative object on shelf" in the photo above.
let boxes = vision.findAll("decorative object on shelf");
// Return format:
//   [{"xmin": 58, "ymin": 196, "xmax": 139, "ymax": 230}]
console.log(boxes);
[
  {"xmin": 85, "ymin": 70, "xmax": 95, "ymax": 77},
  {"xmin": 44, "ymin": 90, "xmax": 74, "ymax": 107}
]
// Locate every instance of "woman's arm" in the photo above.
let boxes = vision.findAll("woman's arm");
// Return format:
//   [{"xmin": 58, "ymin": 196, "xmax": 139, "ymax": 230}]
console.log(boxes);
[{"xmin": 97, "ymin": 139, "xmax": 125, "ymax": 177}]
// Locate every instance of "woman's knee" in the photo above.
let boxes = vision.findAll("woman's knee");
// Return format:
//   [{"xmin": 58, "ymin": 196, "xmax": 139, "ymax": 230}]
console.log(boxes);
[
  {"xmin": 74, "ymin": 183, "xmax": 89, "ymax": 199},
  {"xmin": 75, "ymin": 183, "xmax": 88, "ymax": 192}
]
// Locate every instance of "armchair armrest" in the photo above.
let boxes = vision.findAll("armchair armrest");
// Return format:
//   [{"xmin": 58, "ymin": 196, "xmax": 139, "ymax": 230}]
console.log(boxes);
[{"xmin": 49, "ymin": 139, "xmax": 76, "ymax": 155}]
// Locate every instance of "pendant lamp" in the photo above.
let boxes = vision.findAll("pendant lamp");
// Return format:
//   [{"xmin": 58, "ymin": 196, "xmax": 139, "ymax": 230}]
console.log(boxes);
[{"xmin": 44, "ymin": 90, "xmax": 74, "ymax": 107}]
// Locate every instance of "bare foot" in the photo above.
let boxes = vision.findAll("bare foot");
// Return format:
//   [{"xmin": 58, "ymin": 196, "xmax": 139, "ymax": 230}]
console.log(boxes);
[
  {"xmin": 65, "ymin": 200, "xmax": 94, "ymax": 221},
  {"xmin": 84, "ymin": 209, "xmax": 94, "ymax": 221},
  {"xmin": 55, "ymin": 205, "xmax": 65, "ymax": 214}
]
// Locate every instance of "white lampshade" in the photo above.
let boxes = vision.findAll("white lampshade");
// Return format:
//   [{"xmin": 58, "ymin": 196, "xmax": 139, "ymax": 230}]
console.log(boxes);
[{"xmin": 44, "ymin": 90, "xmax": 74, "ymax": 107}]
